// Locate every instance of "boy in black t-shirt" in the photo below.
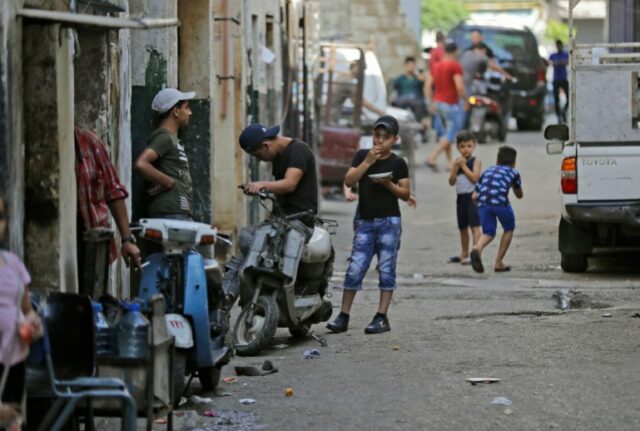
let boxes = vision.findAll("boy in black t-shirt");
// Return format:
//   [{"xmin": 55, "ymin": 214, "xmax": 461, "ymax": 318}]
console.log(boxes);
[{"xmin": 327, "ymin": 115, "xmax": 411, "ymax": 334}]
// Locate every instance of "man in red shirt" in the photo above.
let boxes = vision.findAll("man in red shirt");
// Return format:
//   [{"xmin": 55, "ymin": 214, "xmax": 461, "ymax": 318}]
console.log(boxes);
[
  {"xmin": 75, "ymin": 127, "xmax": 142, "ymax": 293},
  {"xmin": 428, "ymin": 31, "xmax": 446, "ymax": 70},
  {"xmin": 424, "ymin": 40, "xmax": 468, "ymax": 171}
]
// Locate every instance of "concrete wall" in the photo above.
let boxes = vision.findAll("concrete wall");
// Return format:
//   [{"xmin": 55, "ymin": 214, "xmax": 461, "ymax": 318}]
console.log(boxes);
[
  {"xmin": 23, "ymin": 23, "xmax": 77, "ymax": 293},
  {"xmin": 318, "ymin": 0, "xmax": 421, "ymax": 85}
]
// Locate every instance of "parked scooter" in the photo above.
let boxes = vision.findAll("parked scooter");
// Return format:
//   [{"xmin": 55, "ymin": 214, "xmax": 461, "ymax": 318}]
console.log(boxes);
[
  {"xmin": 135, "ymin": 219, "xmax": 232, "ymax": 404},
  {"xmin": 467, "ymin": 75, "xmax": 513, "ymax": 143},
  {"xmin": 229, "ymin": 187, "xmax": 336, "ymax": 356}
]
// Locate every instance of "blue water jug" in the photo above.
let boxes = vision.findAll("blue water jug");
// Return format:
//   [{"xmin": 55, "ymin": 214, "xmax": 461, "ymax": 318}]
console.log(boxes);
[
  {"xmin": 92, "ymin": 301, "xmax": 116, "ymax": 357},
  {"xmin": 115, "ymin": 302, "xmax": 150, "ymax": 359}
]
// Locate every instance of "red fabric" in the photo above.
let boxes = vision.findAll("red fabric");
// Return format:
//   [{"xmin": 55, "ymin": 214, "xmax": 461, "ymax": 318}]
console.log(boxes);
[
  {"xmin": 75, "ymin": 127, "xmax": 128, "ymax": 262},
  {"xmin": 429, "ymin": 46, "xmax": 445, "ymax": 69},
  {"xmin": 432, "ymin": 59, "xmax": 463, "ymax": 104}
]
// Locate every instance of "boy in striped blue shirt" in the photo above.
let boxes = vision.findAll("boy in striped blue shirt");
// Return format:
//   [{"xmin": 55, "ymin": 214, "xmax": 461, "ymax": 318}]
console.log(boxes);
[{"xmin": 470, "ymin": 146, "xmax": 523, "ymax": 273}]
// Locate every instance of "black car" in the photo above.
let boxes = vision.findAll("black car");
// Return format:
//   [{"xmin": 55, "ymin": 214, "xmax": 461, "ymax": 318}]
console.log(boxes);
[{"xmin": 449, "ymin": 22, "xmax": 547, "ymax": 131}]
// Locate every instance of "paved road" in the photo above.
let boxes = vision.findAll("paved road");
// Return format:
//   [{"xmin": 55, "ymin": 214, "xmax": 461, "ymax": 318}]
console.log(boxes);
[{"xmin": 123, "ymin": 129, "xmax": 640, "ymax": 430}]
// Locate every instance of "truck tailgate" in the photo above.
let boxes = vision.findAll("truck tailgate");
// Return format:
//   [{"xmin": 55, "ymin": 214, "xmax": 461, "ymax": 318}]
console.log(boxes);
[{"xmin": 577, "ymin": 144, "xmax": 640, "ymax": 201}]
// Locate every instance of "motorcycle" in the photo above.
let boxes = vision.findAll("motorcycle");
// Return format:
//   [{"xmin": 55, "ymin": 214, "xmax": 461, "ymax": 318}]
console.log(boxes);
[
  {"xmin": 230, "ymin": 187, "xmax": 336, "ymax": 356},
  {"xmin": 467, "ymin": 75, "xmax": 513, "ymax": 143},
  {"xmin": 135, "ymin": 218, "xmax": 232, "ymax": 404}
]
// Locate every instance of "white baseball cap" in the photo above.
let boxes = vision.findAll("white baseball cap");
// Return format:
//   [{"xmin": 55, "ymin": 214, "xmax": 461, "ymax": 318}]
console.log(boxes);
[{"xmin": 151, "ymin": 88, "xmax": 196, "ymax": 114}]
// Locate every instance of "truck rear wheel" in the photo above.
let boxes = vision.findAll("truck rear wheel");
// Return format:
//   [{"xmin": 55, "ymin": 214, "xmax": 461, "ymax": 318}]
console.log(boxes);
[{"xmin": 561, "ymin": 253, "xmax": 588, "ymax": 273}]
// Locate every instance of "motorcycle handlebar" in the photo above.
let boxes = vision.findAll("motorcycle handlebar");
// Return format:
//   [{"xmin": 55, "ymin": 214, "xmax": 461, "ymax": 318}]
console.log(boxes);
[{"xmin": 238, "ymin": 184, "xmax": 274, "ymax": 200}]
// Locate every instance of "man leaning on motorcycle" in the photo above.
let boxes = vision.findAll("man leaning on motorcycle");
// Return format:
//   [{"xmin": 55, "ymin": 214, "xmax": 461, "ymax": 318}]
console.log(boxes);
[{"xmin": 223, "ymin": 123, "xmax": 321, "ymax": 306}]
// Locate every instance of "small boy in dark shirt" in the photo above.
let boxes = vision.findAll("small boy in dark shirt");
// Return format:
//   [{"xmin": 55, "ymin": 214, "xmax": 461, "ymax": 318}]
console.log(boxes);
[
  {"xmin": 470, "ymin": 146, "xmax": 523, "ymax": 273},
  {"xmin": 326, "ymin": 115, "xmax": 411, "ymax": 334}
]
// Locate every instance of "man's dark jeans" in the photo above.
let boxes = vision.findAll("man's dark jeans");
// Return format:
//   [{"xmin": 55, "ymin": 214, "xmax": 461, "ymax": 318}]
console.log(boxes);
[{"xmin": 553, "ymin": 80, "xmax": 569, "ymax": 123}]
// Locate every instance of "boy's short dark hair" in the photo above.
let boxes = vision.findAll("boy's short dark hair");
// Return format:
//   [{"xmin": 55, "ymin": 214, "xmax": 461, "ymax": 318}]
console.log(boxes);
[
  {"xmin": 497, "ymin": 146, "xmax": 517, "ymax": 165},
  {"xmin": 404, "ymin": 56, "xmax": 416, "ymax": 63},
  {"xmin": 456, "ymin": 130, "xmax": 476, "ymax": 144}
]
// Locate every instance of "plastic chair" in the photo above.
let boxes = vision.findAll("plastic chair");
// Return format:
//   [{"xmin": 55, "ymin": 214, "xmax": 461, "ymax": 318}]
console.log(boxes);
[{"xmin": 26, "ymin": 292, "xmax": 137, "ymax": 431}]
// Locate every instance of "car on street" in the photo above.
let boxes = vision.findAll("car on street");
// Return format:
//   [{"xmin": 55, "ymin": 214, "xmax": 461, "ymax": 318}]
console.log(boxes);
[{"xmin": 449, "ymin": 20, "xmax": 547, "ymax": 131}]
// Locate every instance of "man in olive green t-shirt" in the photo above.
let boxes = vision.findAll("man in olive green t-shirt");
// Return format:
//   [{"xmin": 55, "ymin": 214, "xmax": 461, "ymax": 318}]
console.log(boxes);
[{"xmin": 134, "ymin": 88, "xmax": 196, "ymax": 219}]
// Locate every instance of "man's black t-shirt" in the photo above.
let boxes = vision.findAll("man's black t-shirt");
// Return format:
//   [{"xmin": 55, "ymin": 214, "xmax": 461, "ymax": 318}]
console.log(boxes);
[
  {"xmin": 351, "ymin": 149, "xmax": 409, "ymax": 220},
  {"xmin": 272, "ymin": 139, "xmax": 318, "ymax": 215}
]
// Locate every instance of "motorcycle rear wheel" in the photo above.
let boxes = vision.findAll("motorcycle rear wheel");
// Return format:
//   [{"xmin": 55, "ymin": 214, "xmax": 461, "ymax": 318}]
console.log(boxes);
[
  {"xmin": 198, "ymin": 366, "xmax": 222, "ymax": 391},
  {"xmin": 234, "ymin": 295, "xmax": 279, "ymax": 356}
]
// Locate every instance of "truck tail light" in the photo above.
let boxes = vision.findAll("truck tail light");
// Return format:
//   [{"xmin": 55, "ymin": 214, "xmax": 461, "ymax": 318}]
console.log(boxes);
[
  {"xmin": 561, "ymin": 157, "xmax": 577, "ymax": 194},
  {"xmin": 536, "ymin": 65, "xmax": 546, "ymax": 86}
]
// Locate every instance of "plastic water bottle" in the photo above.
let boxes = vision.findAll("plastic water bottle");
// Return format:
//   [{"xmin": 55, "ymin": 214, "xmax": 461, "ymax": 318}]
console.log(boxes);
[
  {"xmin": 115, "ymin": 302, "xmax": 150, "ymax": 359},
  {"xmin": 92, "ymin": 302, "xmax": 116, "ymax": 357}
]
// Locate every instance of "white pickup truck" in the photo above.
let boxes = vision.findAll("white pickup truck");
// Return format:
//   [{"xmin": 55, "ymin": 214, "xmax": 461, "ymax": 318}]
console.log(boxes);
[{"xmin": 546, "ymin": 39, "xmax": 640, "ymax": 272}]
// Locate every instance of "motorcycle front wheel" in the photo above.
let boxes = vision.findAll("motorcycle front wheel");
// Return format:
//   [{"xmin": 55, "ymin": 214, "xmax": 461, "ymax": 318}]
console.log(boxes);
[
  {"xmin": 234, "ymin": 295, "xmax": 279, "ymax": 356},
  {"xmin": 198, "ymin": 366, "xmax": 222, "ymax": 391}
]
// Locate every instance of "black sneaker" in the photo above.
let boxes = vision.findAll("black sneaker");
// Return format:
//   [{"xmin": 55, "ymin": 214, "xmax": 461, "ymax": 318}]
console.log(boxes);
[
  {"xmin": 364, "ymin": 315, "xmax": 390, "ymax": 334},
  {"xmin": 326, "ymin": 313, "xmax": 349, "ymax": 333}
]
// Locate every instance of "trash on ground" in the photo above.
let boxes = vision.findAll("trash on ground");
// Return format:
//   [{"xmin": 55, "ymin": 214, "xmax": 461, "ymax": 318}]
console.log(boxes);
[
  {"xmin": 309, "ymin": 331, "xmax": 328, "ymax": 347},
  {"xmin": 190, "ymin": 395, "xmax": 214, "ymax": 404},
  {"xmin": 553, "ymin": 289, "xmax": 572, "ymax": 310},
  {"xmin": 602, "ymin": 313, "xmax": 612, "ymax": 318},
  {"xmin": 284, "ymin": 387, "xmax": 294, "ymax": 397},
  {"xmin": 631, "ymin": 313, "xmax": 640, "ymax": 318},
  {"xmin": 413, "ymin": 273, "xmax": 425, "ymax": 279},
  {"xmin": 490, "ymin": 397, "xmax": 512, "ymax": 406},
  {"xmin": 303, "ymin": 349, "xmax": 321, "ymax": 359},
  {"xmin": 202, "ymin": 410, "xmax": 219, "ymax": 417},
  {"xmin": 261, "ymin": 359, "xmax": 279, "ymax": 375},
  {"xmin": 466, "ymin": 377, "xmax": 501, "ymax": 385},
  {"xmin": 274, "ymin": 344, "xmax": 289, "ymax": 349},
  {"xmin": 153, "ymin": 418, "xmax": 167, "ymax": 424},
  {"xmin": 179, "ymin": 396, "xmax": 188, "ymax": 406},
  {"xmin": 223, "ymin": 376, "xmax": 238, "ymax": 384},
  {"xmin": 235, "ymin": 360, "xmax": 279, "ymax": 377},
  {"xmin": 235, "ymin": 366, "xmax": 262, "ymax": 376},
  {"xmin": 239, "ymin": 398, "xmax": 256, "ymax": 405},
  {"xmin": 504, "ymin": 407, "xmax": 513, "ymax": 416},
  {"xmin": 392, "ymin": 345, "xmax": 400, "ymax": 351}
]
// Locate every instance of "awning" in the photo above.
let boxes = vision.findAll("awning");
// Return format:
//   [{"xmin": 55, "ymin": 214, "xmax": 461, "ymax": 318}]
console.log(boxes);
[{"xmin": 16, "ymin": 8, "xmax": 179, "ymax": 30}]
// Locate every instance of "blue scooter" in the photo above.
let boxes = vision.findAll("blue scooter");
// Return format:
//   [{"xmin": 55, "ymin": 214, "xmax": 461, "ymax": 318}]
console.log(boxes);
[{"xmin": 135, "ymin": 218, "xmax": 232, "ymax": 402}]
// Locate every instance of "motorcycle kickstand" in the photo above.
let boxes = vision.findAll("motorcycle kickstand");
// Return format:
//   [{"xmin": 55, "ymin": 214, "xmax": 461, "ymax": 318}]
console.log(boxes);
[{"xmin": 308, "ymin": 330, "xmax": 327, "ymax": 347}]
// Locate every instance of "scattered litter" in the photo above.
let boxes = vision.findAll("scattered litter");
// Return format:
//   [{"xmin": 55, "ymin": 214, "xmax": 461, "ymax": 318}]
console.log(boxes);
[
  {"xmin": 239, "ymin": 398, "xmax": 256, "ymax": 405},
  {"xmin": 504, "ymin": 408, "xmax": 513, "ymax": 416},
  {"xmin": 284, "ymin": 387, "xmax": 294, "ymax": 397},
  {"xmin": 466, "ymin": 377, "xmax": 501, "ymax": 385},
  {"xmin": 413, "ymin": 273, "xmax": 424, "ymax": 280},
  {"xmin": 392, "ymin": 345, "xmax": 400, "ymax": 351},
  {"xmin": 553, "ymin": 289, "xmax": 572, "ymax": 310},
  {"xmin": 261, "ymin": 359, "xmax": 278, "ymax": 375},
  {"xmin": 274, "ymin": 344, "xmax": 289, "ymax": 349},
  {"xmin": 215, "ymin": 392, "xmax": 231, "ymax": 397},
  {"xmin": 309, "ymin": 331, "xmax": 328, "ymax": 347},
  {"xmin": 602, "ymin": 313, "xmax": 612, "ymax": 318},
  {"xmin": 490, "ymin": 397, "xmax": 512, "ymax": 406},
  {"xmin": 179, "ymin": 396, "xmax": 188, "ymax": 406},
  {"xmin": 631, "ymin": 313, "xmax": 640, "ymax": 318},
  {"xmin": 202, "ymin": 410, "xmax": 218, "ymax": 417},
  {"xmin": 189, "ymin": 395, "xmax": 213, "ymax": 404},
  {"xmin": 235, "ymin": 360, "xmax": 279, "ymax": 376},
  {"xmin": 223, "ymin": 376, "xmax": 238, "ymax": 384},
  {"xmin": 153, "ymin": 418, "xmax": 167, "ymax": 424},
  {"xmin": 303, "ymin": 349, "xmax": 321, "ymax": 359},
  {"xmin": 235, "ymin": 366, "xmax": 262, "ymax": 376}
]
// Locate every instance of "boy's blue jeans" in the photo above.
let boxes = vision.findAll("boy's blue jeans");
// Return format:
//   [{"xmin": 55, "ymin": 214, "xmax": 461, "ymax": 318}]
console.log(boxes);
[{"xmin": 343, "ymin": 216, "xmax": 402, "ymax": 291}]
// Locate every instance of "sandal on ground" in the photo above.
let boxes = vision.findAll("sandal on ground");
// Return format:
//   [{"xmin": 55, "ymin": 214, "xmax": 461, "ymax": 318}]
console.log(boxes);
[
  {"xmin": 426, "ymin": 161, "xmax": 439, "ymax": 172},
  {"xmin": 470, "ymin": 249, "xmax": 484, "ymax": 273},
  {"xmin": 494, "ymin": 265, "xmax": 511, "ymax": 272}
]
